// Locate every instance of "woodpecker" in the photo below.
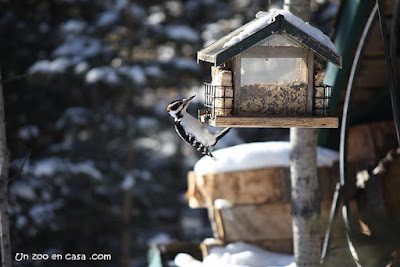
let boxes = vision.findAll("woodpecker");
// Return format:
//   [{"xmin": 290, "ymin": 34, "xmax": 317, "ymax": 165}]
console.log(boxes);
[{"xmin": 167, "ymin": 95, "xmax": 231, "ymax": 160}]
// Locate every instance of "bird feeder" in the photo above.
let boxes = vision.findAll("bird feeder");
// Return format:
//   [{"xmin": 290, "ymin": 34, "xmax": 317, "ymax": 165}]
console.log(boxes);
[{"xmin": 197, "ymin": 10, "xmax": 342, "ymax": 128}]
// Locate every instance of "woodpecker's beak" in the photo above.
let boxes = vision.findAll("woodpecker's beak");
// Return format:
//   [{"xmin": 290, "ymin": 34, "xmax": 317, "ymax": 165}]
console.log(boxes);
[{"xmin": 183, "ymin": 95, "xmax": 196, "ymax": 105}]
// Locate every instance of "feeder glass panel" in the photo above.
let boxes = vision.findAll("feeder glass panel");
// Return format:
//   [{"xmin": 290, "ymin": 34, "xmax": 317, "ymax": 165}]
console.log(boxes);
[
  {"xmin": 255, "ymin": 34, "xmax": 299, "ymax": 47},
  {"xmin": 239, "ymin": 54, "xmax": 308, "ymax": 116}
]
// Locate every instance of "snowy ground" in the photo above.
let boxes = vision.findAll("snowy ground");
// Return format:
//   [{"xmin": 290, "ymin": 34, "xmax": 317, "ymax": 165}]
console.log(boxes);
[{"xmin": 174, "ymin": 242, "xmax": 295, "ymax": 267}]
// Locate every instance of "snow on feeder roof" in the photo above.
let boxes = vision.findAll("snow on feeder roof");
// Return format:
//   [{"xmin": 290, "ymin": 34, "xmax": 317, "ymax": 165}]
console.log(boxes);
[{"xmin": 197, "ymin": 9, "xmax": 342, "ymax": 68}]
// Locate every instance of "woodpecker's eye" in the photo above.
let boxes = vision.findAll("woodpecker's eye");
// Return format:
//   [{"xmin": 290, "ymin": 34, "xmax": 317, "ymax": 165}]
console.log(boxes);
[{"xmin": 168, "ymin": 102, "xmax": 181, "ymax": 111}]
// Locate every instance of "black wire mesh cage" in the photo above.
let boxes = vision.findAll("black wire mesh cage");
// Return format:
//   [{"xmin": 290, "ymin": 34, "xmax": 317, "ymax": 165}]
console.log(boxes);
[
  {"xmin": 204, "ymin": 82, "xmax": 234, "ymax": 119},
  {"xmin": 314, "ymin": 84, "xmax": 332, "ymax": 116}
]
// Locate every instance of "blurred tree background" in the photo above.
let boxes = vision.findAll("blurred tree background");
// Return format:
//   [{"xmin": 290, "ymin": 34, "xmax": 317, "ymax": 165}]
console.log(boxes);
[{"xmin": 0, "ymin": 0, "xmax": 338, "ymax": 266}]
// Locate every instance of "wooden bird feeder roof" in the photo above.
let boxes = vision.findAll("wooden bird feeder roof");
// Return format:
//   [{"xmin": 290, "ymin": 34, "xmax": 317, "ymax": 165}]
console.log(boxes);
[{"xmin": 198, "ymin": 12, "xmax": 342, "ymax": 68}]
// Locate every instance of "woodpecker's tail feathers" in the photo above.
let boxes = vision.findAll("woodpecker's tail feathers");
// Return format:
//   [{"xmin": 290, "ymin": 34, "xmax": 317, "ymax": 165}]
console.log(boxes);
[
  {"xmin": 209, "ymin": 152, "xmax": 218, "ymax": 161},
  {"xmin": 214, "ymin": 127, "xmax": 231, "ymax": 143}
]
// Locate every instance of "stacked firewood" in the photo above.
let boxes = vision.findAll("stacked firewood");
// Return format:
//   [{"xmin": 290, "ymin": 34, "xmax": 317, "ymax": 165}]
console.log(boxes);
[{"xmin": 186, "ymin": 164, "xmax": 343, "ymax": 254}]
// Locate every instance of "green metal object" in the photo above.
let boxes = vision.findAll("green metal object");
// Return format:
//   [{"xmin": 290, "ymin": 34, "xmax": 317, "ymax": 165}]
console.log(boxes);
[{"xmin": 318, "ymin": 0, "xmax": 371, "ymax": 148}]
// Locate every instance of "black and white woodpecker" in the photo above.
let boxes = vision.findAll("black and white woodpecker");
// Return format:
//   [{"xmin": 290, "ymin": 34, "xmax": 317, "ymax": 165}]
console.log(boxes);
[{"xmin": 167, "ymin": 95, "xmax": 231, "ymax": 160}]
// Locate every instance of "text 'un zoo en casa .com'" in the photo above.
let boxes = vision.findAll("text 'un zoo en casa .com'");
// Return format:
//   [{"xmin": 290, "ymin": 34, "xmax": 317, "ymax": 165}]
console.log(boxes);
[{"xmin": 15, "ymin": 252, "xmax": 112, "ymax": 262}]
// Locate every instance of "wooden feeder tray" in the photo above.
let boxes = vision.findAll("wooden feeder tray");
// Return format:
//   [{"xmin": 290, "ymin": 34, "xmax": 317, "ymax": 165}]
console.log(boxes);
[{"xmin": 198, "ymin": 111, "xmax": 338, "ymax": 128}]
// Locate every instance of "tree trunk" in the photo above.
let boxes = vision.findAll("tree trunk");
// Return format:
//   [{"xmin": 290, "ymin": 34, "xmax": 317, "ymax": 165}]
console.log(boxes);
[
  {"xmin": 290, "ymin": 128, "xmax": 321, "ymax": 266},
  {"xmin": 0, "ymin": 70, "xmax": 12, "ymax": 267},
  {"xmin": 284, "ymin": 0, "xmax": 311, "ymax": 21}
]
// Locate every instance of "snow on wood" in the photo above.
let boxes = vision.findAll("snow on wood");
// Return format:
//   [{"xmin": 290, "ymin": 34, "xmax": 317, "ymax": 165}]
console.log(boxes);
[
  {"xmin": 214, "ymin": 199, "xmax": 233, "ymax": 209},
  {"xmin": 193, "ymin": 141, "xmax": 338, "ymax": 175},
  {"xmin": 223, "ymin": 9, "xmax": 336, "ymax": 52},
  {"xmin": 175, "ymin": 241, "xmax": 295, "ymax": 267}
]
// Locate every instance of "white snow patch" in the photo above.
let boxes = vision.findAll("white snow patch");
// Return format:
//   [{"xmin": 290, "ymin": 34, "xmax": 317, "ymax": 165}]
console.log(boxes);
[
  {"xmin": 28, "ymin": 158, "xmax": 103, "ymax": 180},
  {"xmin": 147, "ymin": 11, "xmax": 166, "ymax": 25},
  {"xmin": 145, "ymin": 65, "xmax": 164, "ymax": 77},
  {"xmin": 121, "ymin": 174, "xmax": 135, "ymax": 191},
  {"xmin": 127, "ymin": 3, "xmax": 146, "ymax": 22},
  {"xmin": 53, "ymin": 35, "xmax": 108, "ymax": 59},
  {"xmin": 194, "ymin": 141, "xmax": 338, "ymax": 175},
  {"xmin": 18, "ymin": 125, "xmax": 39, "ymax": 140},
  {"xmin": 147, "ymin": 233, "xmax": 174, "ymax": 246},
  {"xmin": 97, "ymin": 11, "xmax": 118, "ymax": 27},
  {"xmin": 86, "ymin": 66, "xmax": 121, "ymax": 85},
  {"xmin": 29, "ymin": 200, "xmax": 64, "ymax": 225},
  {"xmin": 74, "ymin": 61, "xmax": 89, "ymax": 74},
  {"xmin": 165, "ymin": 25, "xmax": 199, "ymax": 42},
  {"xmin": 157, "ymin": 45, "xmax": 175, "ymax": 61},
  {"xmin": 10, "ymin": 181, "xmax": 36, "ymax": 200},
  {"xmin": 28, "ymin": 58, "xmax": 74, "ymax": 74},
  {"xmin": 223, "ymin": 9, "xmax": 336, "ymax": 51},
  {"xmin": 61, "ymin": 19, "xmax": 87, "ymax": 34},
  {"xmin": 175, "ymin": 241, "xmax": 294, "ymax": 267},
  {"xmin": 118, "ymin": 65, "xmax": 147, "ymax": 85},
  {"xmin": 137, "ymin": 117, "xmax": 159, "ymax": 129},
  {"xmin": 114, "ymin": 0, "xmax": 128, "ymax": 11},
  {"xmin": 175, "ymin": 253, "xmax": 203, "ymax": 267},
  {"xmin": 55, "ymin": 107, "xmax": 89, "ymax": 129},
  {"xmin": 214, "ymin": 199, "xmax": 232, "ymax": 209},
  {"xmin": 135, "ymin": 132, "xmax": 178, "ymax": 157},
  {"xmin": 16, "ymin": 215, "xmax": 28, "ymax": 229}
]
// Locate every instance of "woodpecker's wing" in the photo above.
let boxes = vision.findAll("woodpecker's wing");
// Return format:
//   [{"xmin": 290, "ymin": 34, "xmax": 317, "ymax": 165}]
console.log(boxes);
[
  {"xmin": 174, "ymin": 120, "xmax": 191, "ymax": 144},
  {"xmin": 174, "ymin": 121, "xmax": 217, "ymax": 160}
]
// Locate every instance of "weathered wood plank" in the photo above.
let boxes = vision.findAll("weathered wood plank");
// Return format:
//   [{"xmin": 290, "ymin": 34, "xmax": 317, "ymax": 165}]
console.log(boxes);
[
  {"xmin": 205, "ymin": 116, "xmax": 338, "ymax": 128},
  {"xmin": 347, "ymin": 121, "xmax": 397, "ymax": 162},
  {"xmin": 187, "ymin": 171, "xmax": 207, "ymax": 208},
  {"xmin": 187, "ymin": 168, "xmax": 283, "ymax": 208},
  {"xmin": 355, "ymin": 58, "xmax": 389, "ymax": 89},
  {"xmin": 187, "ymin": 165, "xmax": 340, "ymax": 208},
  {"xmin": 213, "ymin": 201, "xmax": 333, "ymax": 243}
]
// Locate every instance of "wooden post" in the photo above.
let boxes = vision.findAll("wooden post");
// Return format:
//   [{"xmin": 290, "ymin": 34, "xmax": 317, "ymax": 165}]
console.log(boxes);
[
  {"xmin": 285, "ymin": 1, "xmax": 322, "ymax": 266},
  {"xmin": 0, "ymin": 69, "xmax": 12, "ymax": 267},
  {"xmin": 283, "ymin": 0, "xmax": 311, "ymax": 21},
  {"xmin": 290, "ymin": 128, "xmax": 321, "ymax": 266}
]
